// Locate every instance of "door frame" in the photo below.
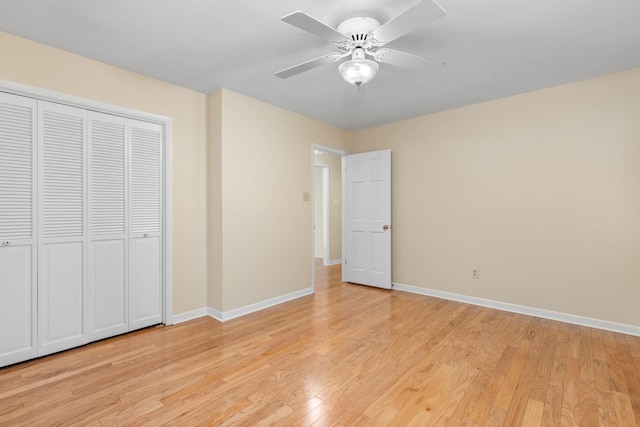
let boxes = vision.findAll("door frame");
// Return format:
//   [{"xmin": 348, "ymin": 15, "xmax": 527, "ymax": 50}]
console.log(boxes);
[
  {"xmin": 313, "ymin": 164, "xmax": 329, "ymax": 265},
  {"xmin": 0, "ymin": 79, "xmax": 174, "ymax": 325},
  {"xmin": 310, "ymin": 144, "xmax": 348, "ymax": 292}
]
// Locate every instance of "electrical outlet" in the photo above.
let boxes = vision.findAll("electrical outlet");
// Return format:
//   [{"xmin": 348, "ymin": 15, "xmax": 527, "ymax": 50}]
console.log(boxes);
[{"xmin": 472, "ymin": 268, "xmax": 480, "ymax": 279}]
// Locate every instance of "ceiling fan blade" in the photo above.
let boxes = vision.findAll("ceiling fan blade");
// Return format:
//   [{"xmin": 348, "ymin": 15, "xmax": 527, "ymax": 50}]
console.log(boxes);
[
  {"xmin": 370, "ymin": 0, "xmax": 446, "ymax": 45},
  {"xmin": 373, "ymin": 49, "xmax": 445, "ymax": 72},
  {"xmin": 281, "ymin": 11, "xmax": 346, "ymax": 42},
  {"xmin": 275, "ymin": 53, "xmax": 347, "ymax": 79}
]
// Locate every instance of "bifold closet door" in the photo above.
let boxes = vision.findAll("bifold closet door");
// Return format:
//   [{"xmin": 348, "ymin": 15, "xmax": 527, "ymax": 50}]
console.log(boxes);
[
  {"xmin": 0, "ymin": 93, "xmax": 38, "ymax": 367},
  {"xmin": 38, "ymin": 101, "xmax": 87, "ymax": 356},
  {"xmin": 129, "ymin": 120, "xmax": 163, "ymax": 331},
  {"xmin": 0, "ymin": 88, "xmax": 166, "ymax": 367},
  {"xmin": 87, "ymin": 112, "xmax": 128, "ymax": 341}
]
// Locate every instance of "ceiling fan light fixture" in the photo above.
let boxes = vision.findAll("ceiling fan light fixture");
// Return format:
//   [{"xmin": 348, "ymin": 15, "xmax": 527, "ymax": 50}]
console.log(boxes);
[{"xmin": 338, "ymin": 57, "xmax": 379, "ymax": 87}]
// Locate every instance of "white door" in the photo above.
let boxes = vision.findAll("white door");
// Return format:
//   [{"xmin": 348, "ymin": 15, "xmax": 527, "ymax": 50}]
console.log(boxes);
[
  {"xmin": 38, "ymin": 101, "xmax": 88, "ymax": 356},
  {"xmin": 344, "ymin": 149, "xmax": 392, "ymax": 289},
  {"xmin": 87, "ymin": 112, "xmax": 128, "ymax": 341},
  {"xmin": 0, "ymin": 93, "xmax": 38, "ymax": 366},
  {"xmin": 129, "ymin": 120, "xmax": 163, "ymax": 330}
]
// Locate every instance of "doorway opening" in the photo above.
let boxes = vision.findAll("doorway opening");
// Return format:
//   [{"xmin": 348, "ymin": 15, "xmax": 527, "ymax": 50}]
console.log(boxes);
[
  {"xmin": 313, "ymin": 164, "xmax": 329, "ymax": 266},
  {"xmin": 311, "ymin": 145, "xmax": 348, "ymax": 291}
]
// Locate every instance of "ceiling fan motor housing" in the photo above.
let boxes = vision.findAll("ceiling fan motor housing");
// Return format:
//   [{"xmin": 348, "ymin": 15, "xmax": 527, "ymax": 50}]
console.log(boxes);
[{"xmin": 336, "ymin": 17, "xmax": 381, "ymax": 50}]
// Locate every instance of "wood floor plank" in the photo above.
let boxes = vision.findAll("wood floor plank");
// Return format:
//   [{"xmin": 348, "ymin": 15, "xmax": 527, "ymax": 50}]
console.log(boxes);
[
  {"xmin": 522, "ymin": 398, "xmax": 545, "ymax": 426},
  {"xmin": 445, "ymin": 312, "xmax": 515, "ymax": 424},
  {"xmin": 614, "ymin": 334, "xmax": 640, "ymax": 423},
  {"xmin": 542, "ymin": 322, "xmax": 569, "ymax": 426},
  {"xmin": 602, "ymin": 330, "xmax": 629, "ymax": 395},
  {"xmin": 482, "ymin": 406, "xmax": 507, "ymax": 426},
  {"xmin": 612, "ymin": 391, "xmax": 637, "ymax": 426},
  {"xmin": 578, "ymin": 327, "xmax": 599, "ymax": 427},
  {"xmin": 530, "ymin": 320, "xmax": 559, "ymax": 403},
  {"xmin": 590, "ymin": 328, "xmax": 618, "ymax": 426},
  {"xmin": 493, "ymin": 339, "xmax": 533, "ymax": 411},
  {"xmin": 561, "ymin": 356, "xmax": 581, "ymax": 426},
  {"xmin": 503, "ymin": 317, "xmax": 549, "ymax": 426},
  {"xmin": 370, "ymin": 406, "xmax": 399, "ymax": 426},
  {"xmin": 1, "ymin": 264, "xmax": 639, "ymax": 425}
]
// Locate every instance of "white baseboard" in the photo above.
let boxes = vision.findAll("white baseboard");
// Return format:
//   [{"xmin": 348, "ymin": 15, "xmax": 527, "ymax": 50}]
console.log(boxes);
[
  {"xmin": 213, "ymin": 287, "xmax": 314, "ymax": 322},
  {"xmin": 392, "ymin": 282, "xmax": 640, "ymax": 337},
  {"xmin": 172, "ymin": 307, "xmax": 210, "ymax": 324},
  {"xmin": 328, "ymin": 259, "xmax": 342, "ymax": 266},
  {"xmin": 173, "ymin": 287, "xmax": 315, "ymax": 324},
  {"xmin": 207, "ymin": 307, "xmax": 223, "ymax": 322}
]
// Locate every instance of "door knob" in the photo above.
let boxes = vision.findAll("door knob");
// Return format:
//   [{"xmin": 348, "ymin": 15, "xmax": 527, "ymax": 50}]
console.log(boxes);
[{"xmin": 383, "ymin": 225, "xmax": 389, "ymax": 230}]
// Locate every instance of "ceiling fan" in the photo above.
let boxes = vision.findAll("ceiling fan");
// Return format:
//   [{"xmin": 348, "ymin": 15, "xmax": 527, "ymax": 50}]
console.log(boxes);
[{"xmin": 275, "ymin": 0, "xmax": 447, "ymax": 87}]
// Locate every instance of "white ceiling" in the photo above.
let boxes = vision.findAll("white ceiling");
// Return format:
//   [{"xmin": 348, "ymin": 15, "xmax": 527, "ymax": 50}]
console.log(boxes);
[{"xmin": 1, "ymin": 0, "xmax": 639, "ymax": 131}]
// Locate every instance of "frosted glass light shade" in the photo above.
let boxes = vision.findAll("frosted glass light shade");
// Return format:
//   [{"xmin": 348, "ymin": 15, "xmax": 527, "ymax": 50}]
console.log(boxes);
[{"xmin": 338, "ymin": 59, "xmax": 379, "ymax": 87}]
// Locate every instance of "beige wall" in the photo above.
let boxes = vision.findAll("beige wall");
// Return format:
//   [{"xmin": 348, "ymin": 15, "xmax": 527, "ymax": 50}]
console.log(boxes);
[
  {"xmin": 0, "ymin": 32, "xmax": 208, "ymax": 315},
  {"xmin": 314, "ymin": 152, "xmax": 343, "ymax": 262},
  {"xmin": 352, "ymin": 68, "xmax": 640, "ymax": 327},
  {"xmin": 210, "ymin": 89, "xmax": 351, "ymax": 311}
]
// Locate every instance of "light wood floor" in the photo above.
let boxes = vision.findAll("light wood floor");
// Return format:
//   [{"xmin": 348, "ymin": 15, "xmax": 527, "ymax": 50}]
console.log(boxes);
[{"xmin": 1, "ymin": 265, "xmax": 639, "ymax": 426}]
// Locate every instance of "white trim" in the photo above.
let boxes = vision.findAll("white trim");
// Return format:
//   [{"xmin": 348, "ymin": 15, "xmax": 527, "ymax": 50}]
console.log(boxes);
[
  {"xmin": 0, "ymin": 79, "xmax": 174, "ymax": 328},
  {"xmin": 342, "ymin": 156, "xmax": 347, "ymax": 283},
  {"xmin": 0, "ymin": 80, "xmax": 170, "ymax": 124},
  {"xmin": 172, "ymin": 308, "xmax": 209, "ymax": 324},
  {"xmin": 392, "ymin": 282, "xmax": 640, "ymax": 337},
  {"xmin": 210, "ymin": 287, "xmax": 314, "ymax": 322},
  {"xmin": 207, "ymin": 307, "xmax": 224, "ymax": 322},
  {"xmin": 322, "ymin": 166, "xmax": 329, "ymax": 266},
  {"xmin": 328, "ymin": 259, "xmax": 342, "ymax": 266},
  {"xmin": 313, "ymin": 145, "xmax": 349, "ymax": 157},
  {"xmin": 163, "ymin": 121, "xmax": 174, "ymax": 325},
  {"xmin": 310, "ymin": 148, "xmax": 316, "ymax": 292}
]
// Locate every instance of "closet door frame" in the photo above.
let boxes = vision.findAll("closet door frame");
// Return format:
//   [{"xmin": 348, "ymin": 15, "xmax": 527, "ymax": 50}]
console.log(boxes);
[{"xmin": 0, "ymin": 79, "xmax": 174, "ymax": 326}]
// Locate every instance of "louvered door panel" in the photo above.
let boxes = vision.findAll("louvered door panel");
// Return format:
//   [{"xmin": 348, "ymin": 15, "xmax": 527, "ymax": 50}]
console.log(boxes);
[
  {"xmin": 130, "ymin": 125, "xmax": 161, "ymax": 234},
  {"xmin": 0, "ymin": 99, "xmax": 33, "ymax": 239},
  {"xmin": 41, "ymin": 109, "xmax": 84, "ymax": 238},
  {"xmin": 87, "ymin": 112, "xmax": 128, "ymax": 340},
  {"xmin": 38, "ymin": 101, "xmax": 87, "ymax": 356},
  {"xmin": 90, "ymin": 116, "xmax": 125, "ymax": 235},
  {"xmin": 129, "ymin": 120, "xmax": 163, "ymax": 330},
  {"xmin": 0, "ymin": 93, "xmax": 38, "ymax": 368}
]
